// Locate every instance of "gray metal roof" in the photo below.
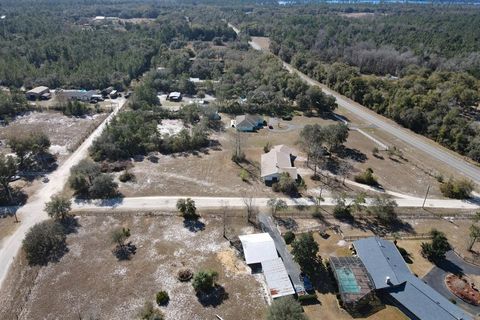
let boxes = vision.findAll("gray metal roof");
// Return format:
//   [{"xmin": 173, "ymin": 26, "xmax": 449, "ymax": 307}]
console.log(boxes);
[
  {"xmin": 261, "ymin": 258, "xmax": 296, "ymax": 299},
  {"xmin": 354, "ymin": 237, "xmax": 472, "ymax": 320}
]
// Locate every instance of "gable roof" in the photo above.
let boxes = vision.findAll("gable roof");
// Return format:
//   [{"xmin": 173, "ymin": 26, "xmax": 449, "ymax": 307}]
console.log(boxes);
[
  {"xmin": 239, "ymin": 233, "xmax": 278, "ymax": 264},
  {"xmin": 26, "ymin": 86, "xmax": 49, "ymax": 94},
  {"xmin": 354, "ymin": 237, "xmax": 472, "ymax": 320},
  {"xmin": 261, "ymin": 145, "xmax": 297, "ymax": 178},
  {"xmin": 235, "ymin": 114, "xmax": 263, "ymax": 128}
]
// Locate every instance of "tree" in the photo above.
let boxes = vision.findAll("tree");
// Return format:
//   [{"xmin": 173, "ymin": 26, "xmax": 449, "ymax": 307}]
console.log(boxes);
[
  {"xmin": 8, "ymin": 131, "xmax": 51, "ymax": 169},
  {"xmin": 354, "ymin": 168, "xmax": 378, "ymax": 186},
  {"xmin": 291, "ymin": 233, "xmax": 319, "ymax": 269},
  {"xmin": 266, "ymin": 296, "xmax": 307, "ymax": 320},
  {"xmin": 45, "ymin": 194, "xmax": 72, "ymax": 222},
  {"xmin": 421, "ymin": 229, "xmax": 451, "ymax": 263},
  {"xmin": 369, "ymin": 195, "xmax": 398, "ymax": 224},
  {"xmin": 111, "ymin": 227, "xmax": 131, "ymax": 248},
  {"xmin": 299, "ymin": 124, "xmax": 325, "ymax": 177},
  {"xmin": 88, "ymin": 174, "xmax": 118, "ymax": 199},
  {"xmin": 192, "ymin": 270, "xmax": 218, "ymax": 293},
  {"xmin": 22, "ymin": 220, "xmax": 67, "ymax": 265},
  {"xmin": 242, "ymin": 192, "xmax": 256, "ymax": 223},
  {"xmin": 267, "ymin": 198, "xmax": 288, "ymax": 216},
  {"xmin": 333, "ymin": 193, "xmax": 353, "ymax": 220},
  {"xmin": 440, "ymin": 178, "xmax": 474, "ymax": 199},
  {"xmin": 0, "ymin": 154, "xmax": 18, "ymax": 203},
  {"xmin": 69, "ymin": 159, "xmax": 101, "ymax": 195},
  {"xmin": 278, "ymin": 172, "xmax": 299, "ymax": 196},
  {"xmin": 323, "ymin": 123, "xmax": 349, "ymax": 153},
  {"xmin": 467, "ymin": 212, "xmax": 480, "ymax": 251},
  {"xmin": 176, "ymin": 198, "xmax": 199, "ymax": 220}
]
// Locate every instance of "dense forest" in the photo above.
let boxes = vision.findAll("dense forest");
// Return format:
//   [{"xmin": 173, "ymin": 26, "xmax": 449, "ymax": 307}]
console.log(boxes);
[{"xmin": 229, "ymin": 5, "xmax": 480, "ymax": 162}]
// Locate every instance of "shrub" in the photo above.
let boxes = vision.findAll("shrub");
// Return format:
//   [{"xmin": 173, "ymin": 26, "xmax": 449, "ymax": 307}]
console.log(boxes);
[
  {"xmin": 89, "ymin": 174, "xmax": 119, "ymax": 199},
  {"xmin": 239, "ymin": 169, "xmax": 249, "ymax": 182},
  {"xmin": 440, "ymin": 178, "xmax": 474, "ymax": 199},
  {"xmin": 421, "ymin": 229, "xmax": 451, "ymax": 264},
  {"xmin": 156, "ymin": 291, "xmax": 169, "ymax": 306},
  {"xmin": 266, "ymin": 296, "xmax": 307, "ymax": 320},
  {"xmin": 119, "ymin": 170, "xmax": 135, "ymax": 183},
  {"xmin": 333, "ymin": 203, "xmax": 353, "ymax": 220},
  {"xmin": 23, "ymin": 220, "xmax": 67, "ymax": 265},
  {"xmin": 138, "ymin": 301, "xmax": 164, "ymax": 320},
  {"xmin": 176, "ymin": 198, "xmax": 199, "ymax": 220},
  {"xmin": 177, "ymin": 269, "xmax": 193, "ymax": 282},
  {"xmin": 272, "ymin": 182, "xmax": 280, "ymax": 192},
  {"xmin": 284, "ymin": 231, "xmax": 295, "ymax": 245},
  {"xmin": 354, "ymin": 168, "xmax": 377, "ymax": 186},
  {"xmin": 264, "ymin": 142, "xmax": 272, "ymax": 153},
  {"xmin": 192, "ymin": 270, "xmax": 218, "ymax": 293}
]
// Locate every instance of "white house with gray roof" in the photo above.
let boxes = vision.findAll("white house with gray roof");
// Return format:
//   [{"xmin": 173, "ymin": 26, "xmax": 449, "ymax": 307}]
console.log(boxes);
[{"xmin": 261, "ymin": 145, "xmax": 298, "ymax": 183}]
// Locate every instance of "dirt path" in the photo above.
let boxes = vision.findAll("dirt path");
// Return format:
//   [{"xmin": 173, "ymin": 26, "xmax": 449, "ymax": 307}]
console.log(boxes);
[{"xmin": 0, "ymin": 98, "xmax": 127, "ymax": 290}]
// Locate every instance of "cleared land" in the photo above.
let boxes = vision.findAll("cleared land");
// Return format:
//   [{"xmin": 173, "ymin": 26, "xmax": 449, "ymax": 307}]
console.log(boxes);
[
  {"xmin": 117, "ymin": 114, "xmax": 446, "ymax": 199},
  {"xmin": 0, "ymin": 214, "xmax": 267, "ymax": 320}
]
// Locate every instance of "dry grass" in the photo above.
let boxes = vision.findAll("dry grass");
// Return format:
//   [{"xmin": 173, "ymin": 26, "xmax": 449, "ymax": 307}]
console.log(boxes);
[{"xmin": 0, "ymin": 215, "xmax": 267, "ymax": 320}]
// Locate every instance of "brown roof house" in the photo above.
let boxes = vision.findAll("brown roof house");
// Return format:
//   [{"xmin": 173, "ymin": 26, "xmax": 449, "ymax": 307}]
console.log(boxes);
[{"xmin": 261, "ymin": 145, "xmax": 298, "ymax": 183}]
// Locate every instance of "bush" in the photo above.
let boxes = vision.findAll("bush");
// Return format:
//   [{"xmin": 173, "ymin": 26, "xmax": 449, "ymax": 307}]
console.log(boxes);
[
  {"xmin": 272, "ymin": 182, "xmax": 280, "ymax": 193},
  {"xmin": 23, "ymin": 220, "xmax": 67, "ymax": 265},
  {"xmin": 440, "ymin": 178, "xmax": 474, "ymax": 199},
  {"xmin": 177, "ymin": 269, "xmax": 193, "ymax": 282},
  {"xmin": 333, "ymin": 203, "xmax": 353, "ymax": 220},
  {"xmin": 156, "ymin": 291, "xmax": 170, "ymax": 306},
  {"xmin": 239, "ymin": 169, "xmax": 249, "ymax": 182},
  {"xmin": 89, "ymin": 174, "xmax": 119, "ymax": 199},
  {"xmin": 192, "ymin": 270, "xmax": 218, "ymax": 293},
  {"xmin": 266, "ymin": 296, "xmax": 307, "ymax": 320},
  {"xmin": 354, "ymin": 168, "xmax": 377, "ymax": 186},
  {"xmin": 119, "ymin": 170, "xmax": 135, "ymax": 183},
  {"xmin": 283, "ymin": 231, "xmax": 295, "ymax": 245},
  {"xmin": 421, "ymin": 229, "xmax": 451, "ymax": 264},
  {"xmin": 138, "ymin": 301, "xmax": 164, "ymax": 320}
]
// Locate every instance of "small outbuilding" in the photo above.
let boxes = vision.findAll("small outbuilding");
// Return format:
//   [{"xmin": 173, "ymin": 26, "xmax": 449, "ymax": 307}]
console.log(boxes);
[
  {"xmin": 239, "ymin": 233, "xmax": 278, "ymax": 265},
  {"xmin": 261, "ymin": 258, "xmax": 296, "ymax": 299},
  {"xmin": 261, "ymin": 145, "xmax": 298, "ymax": 183},
  {"xmin": 167, "ymin": 92, "xmax": 182, "ymax": 102},
  {"xmin": 231, "ymin": 114, "xmax": 264, "ymax": 132},
  {"xmin": 26, "ymin": 86, "xmax": 50, "ymax": 100}
]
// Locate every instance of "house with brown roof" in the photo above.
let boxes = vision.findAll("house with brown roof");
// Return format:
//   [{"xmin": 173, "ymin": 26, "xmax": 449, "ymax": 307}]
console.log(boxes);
[{"xmin": 261, "ymin": 145, "xmax": 298, "ymax": 183}]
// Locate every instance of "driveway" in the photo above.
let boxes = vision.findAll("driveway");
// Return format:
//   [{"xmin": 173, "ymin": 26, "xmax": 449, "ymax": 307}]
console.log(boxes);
[{"xmin": 423, "ymin": 251, "xmax": 480, "ymax": 317}]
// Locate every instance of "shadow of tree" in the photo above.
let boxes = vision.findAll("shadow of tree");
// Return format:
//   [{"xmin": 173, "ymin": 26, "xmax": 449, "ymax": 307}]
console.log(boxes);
[
  {"xmin": 196, "ymin": 285, "xmax": 229, "ymax": 307},
  {"xmin": 275, "ymin": 217, "xmax": 298, "ymax": 231},
  {"xmin": 60, "ymin": 216, "xmax": 80, "ymax": 235},
  {"xmin": 336, "ymin": 146, "xmax": 368, "ymax": 163},
  {"xmin": 183, "ymin": 219, "xmax": 206, "ymax": 232},
  {"xmin": 113, "ymin": 242, "xmax": 137, "ymax": 261}
]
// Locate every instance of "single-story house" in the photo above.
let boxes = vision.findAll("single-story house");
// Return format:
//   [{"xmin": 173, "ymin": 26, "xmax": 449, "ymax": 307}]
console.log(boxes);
[
  {"xmin": 261, "ymin": 145, "xmax": 298, "ymax": 183},
  {"xmin": 56, "ymin": 89, "xmax": 99, "ymax": 102},
  {"xmin": 231, "ymin": 114, "xmax": 264, "ymax": 132},
  {"xmin": 167, "ymin": 92, "xmax": 182, "ymax": 102},
  {"xmin": 26, "ymin": 86, "xmax": 50, "ymax": 100},
  {"xmin": 353, "ymin": 237, "xmax": 472, "ymax": 320},
  {"xmin": 239, "ymin": 233, "xmax": 295, "ymax": 299}
]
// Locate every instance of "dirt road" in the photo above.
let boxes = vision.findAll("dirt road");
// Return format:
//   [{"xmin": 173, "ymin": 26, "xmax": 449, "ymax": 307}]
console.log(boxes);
[
  {"xmin": 0, "ymin": 98, "xmax": 127, "ymax": 289},
  {"xmin": 72, "ymin": 194, "xmax": 480, "ymax": 212}
]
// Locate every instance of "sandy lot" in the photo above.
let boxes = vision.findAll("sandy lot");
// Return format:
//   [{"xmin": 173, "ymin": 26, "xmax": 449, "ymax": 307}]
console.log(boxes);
[
  {"xmin": 0, "ymin": 111, "xmax": 107, "ymax": 163},
  {"xmin": 0, "ymin": 215, "xmax": 267, "ymax": 320}
]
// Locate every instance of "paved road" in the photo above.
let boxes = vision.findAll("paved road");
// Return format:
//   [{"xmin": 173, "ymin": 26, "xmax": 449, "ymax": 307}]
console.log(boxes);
[
  {"xmin": 230, "ymin": 23, "xmax": 480, "ymax": 185},
  {"xmin": 423, "ymin": 251, "xmax": 480, "ymax": 317},
  {"xmin": 0, "ymin": 98, "xmax": 127, "ymax": 289},
  {"xmin": 71, "ymin": 195, "xmax": 480, "ymax": 212}
]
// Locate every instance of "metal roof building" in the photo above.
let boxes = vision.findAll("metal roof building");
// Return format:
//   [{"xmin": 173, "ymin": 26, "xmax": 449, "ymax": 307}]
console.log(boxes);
[
  {"xmin": 354, "ymin": 237, "xmax": 472, "ymax": 320},
  {"xmin": 261, "ymin": 258, "xmax": 296, "ymax": 299},
  {"xmin": 239, "ymin": 233, "xmax": 278, "ymax": 265}
]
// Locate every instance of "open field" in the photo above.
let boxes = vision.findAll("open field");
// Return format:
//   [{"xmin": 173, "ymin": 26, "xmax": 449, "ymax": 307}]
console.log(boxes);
[
  {"xmin": 118, "ymin": 114, "xmax": 447, "ymax": 199},
  {"xmin": 0, "ymin": 111, "xmax": 107, "ymax": 163},
  {"xmin": 0, "ymin": 214, "xmax": 267, "ymax": 320}
]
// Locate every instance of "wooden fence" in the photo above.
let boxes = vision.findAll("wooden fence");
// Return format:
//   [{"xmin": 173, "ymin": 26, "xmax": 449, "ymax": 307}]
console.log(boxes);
[{"xmin": 342, "ymin": 233, "xmax": 432, "ymax": 242}]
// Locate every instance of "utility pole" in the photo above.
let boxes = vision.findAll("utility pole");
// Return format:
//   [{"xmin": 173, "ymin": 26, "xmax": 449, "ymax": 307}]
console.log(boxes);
[{"xmin": 422, "ymin": 184, "xmax": 431, "ymax": 209}]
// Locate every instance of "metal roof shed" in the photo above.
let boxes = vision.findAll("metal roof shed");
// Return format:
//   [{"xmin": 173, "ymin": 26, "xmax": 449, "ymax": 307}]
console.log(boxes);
[
  {"xmin": 239, "ymin": 233, "xmax": 278, "ymax": 264},
  {"xmin": 261, "ymin": 258, "xmax": 295, "ymax": 299}
]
